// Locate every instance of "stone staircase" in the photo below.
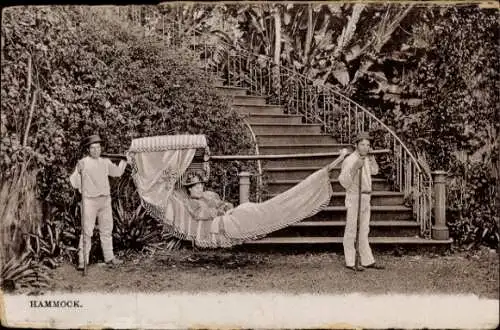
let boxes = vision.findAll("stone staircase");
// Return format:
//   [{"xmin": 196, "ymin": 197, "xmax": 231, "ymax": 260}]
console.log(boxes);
[{"xmin": 215, "ymin": 84, "xmax": 452, "ymax": 248}]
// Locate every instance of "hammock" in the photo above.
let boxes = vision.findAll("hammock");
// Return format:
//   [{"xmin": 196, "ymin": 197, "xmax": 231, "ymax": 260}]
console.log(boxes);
[{"xmin": 127, "ymin": 135, "xmax": 336, "ymax": 248}]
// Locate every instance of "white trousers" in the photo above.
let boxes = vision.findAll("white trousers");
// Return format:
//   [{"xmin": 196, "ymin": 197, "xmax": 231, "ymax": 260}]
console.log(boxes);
[
  {"xmin": 78, "ymin": 196, "xmax": 115, "ymax": 264},
  {"xmin": 343, "ymin": 193, "xmax": 375, "ymax": 267}
]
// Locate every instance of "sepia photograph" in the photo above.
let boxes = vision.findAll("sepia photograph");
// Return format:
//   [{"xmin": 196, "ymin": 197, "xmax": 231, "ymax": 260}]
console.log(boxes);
[{"xmin": 1, "ymin": 1, "xmax": 499, "ymax": 328}]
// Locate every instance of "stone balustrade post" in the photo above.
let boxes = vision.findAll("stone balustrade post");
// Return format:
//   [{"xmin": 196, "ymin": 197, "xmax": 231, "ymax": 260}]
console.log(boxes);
[
  {"xmin": 432, "ymin": 170, "xmax": 449, "ymax": 240},
  {"xmin": 239, "ymin": 171, "xmax": 251, "ymax": 205}
]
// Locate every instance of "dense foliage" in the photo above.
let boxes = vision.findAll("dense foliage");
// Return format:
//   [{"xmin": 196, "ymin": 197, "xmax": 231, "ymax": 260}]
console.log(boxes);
[
  {"xmin": 387, "ymin": 7, "xmax": 499, "ymax": 165},
  {"xmin": 2, "ymin": 6, "xmax": 253, "ymax": 206},
  {"xmin": 378, "ymin": 6, "xmax": 499, "ymax": 247},
  {"xmin": 447, "ymin": 160, "xmax": 498, "ymax": 248},
  {"xmin": 1, "ymin": 5, "xmax": 255, "ymax": 286},
  {"xmin": 223, "ymin": 3, "xmax": 418, "ymax": 97}
]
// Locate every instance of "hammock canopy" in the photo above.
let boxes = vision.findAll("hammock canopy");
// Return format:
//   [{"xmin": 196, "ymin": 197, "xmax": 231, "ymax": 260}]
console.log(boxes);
[{"xmin": 128, "ymin": 135, "xmax": 334, "ymax": 248}]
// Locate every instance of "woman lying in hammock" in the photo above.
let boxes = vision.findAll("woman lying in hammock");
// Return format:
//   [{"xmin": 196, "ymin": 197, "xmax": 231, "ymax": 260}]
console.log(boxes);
[
  {"xmin": 182, "ymin": 172, "xmax": 234, "ymax": 221},
  {"xmin": 160, "ymin": 148, "xmax": 351, "ymax": 248}
]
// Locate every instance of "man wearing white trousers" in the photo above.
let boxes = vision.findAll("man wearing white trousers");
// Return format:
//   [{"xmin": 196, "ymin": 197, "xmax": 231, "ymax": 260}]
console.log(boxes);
[
  {"xmin": 338, "ymin": 131, "xmax": 385, "ymax": 271},
  {"xmin": 69, "ymin": 134, "xmax": 127, "ymax": 270}
]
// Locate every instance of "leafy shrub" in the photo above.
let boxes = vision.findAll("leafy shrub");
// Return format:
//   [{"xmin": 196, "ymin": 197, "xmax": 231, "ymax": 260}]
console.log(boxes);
[
  {"xmin": 2, "ymin": 6, "xmax": 253, "ymax": 204},
  {"xmin": 0, "ymin": 161, "xmax": 52, "ymax": 287},
  {"xmin": 112, "ymin": 201, "xmax": 165, "ymax": 253},
  {"xmin": 395, "ymin": 6, "xmax": 498, "ymax": 168},
  {"xmin": 447, "ymin": 159, "xmax": 499, "ymax": 249},
  {"xmin": 1, "ymin": 252, "xmax": 51, "ymax": 291},
  {"xmin": 371, "ymin": 6, "xmax": 499, "ymax": 247},
  {"xmin": 1, "ymin": 6, "xmax": 255, "ymax": 267},
  {"xmin": 0, "ymin": 163, "xmax": 41, "ymax": 257}
]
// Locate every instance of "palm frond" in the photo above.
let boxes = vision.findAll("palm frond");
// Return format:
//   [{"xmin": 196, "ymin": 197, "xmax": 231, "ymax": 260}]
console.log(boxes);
[{"xmin": 333, "ymin": 3, "xmax": 365, "ymax": 59}]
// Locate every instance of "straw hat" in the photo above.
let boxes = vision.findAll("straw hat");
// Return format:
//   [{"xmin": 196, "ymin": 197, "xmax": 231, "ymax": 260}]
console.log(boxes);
[
  {"xmin": 182, "ymin": 171, "xmax": 207, "ymax": 187},
  {"xmin": 82, "ymin": 134, "xmax": 103, "ymax": 147},
  {"xmin": 354, "ymin": 131, "xmax": 372, "ymax": 143}
]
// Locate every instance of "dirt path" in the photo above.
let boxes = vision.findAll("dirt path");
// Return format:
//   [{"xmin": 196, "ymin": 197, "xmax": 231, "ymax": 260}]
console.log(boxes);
[{"xmin": 46, "ymin": 248, "xmax": 499, "ymax": 299}]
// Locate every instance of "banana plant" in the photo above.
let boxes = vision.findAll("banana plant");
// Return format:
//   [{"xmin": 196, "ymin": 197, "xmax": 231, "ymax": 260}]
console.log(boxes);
[
  {"xmin": 213, "ymin": 3, "xmax": 422, "ymax": 98},
  {"xmin": 129, "ymin": 3, "xmax": 431, "ymax": 108}
]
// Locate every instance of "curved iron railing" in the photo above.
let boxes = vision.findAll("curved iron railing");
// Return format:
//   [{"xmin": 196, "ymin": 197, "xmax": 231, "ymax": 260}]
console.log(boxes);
[{"xmin": 156, "ymin": 16, "xmax": 433, "ymax": 238}]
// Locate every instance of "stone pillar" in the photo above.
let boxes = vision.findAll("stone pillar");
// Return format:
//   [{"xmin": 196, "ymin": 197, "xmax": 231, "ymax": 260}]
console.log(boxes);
[
  {"xmin": 432, "ymin": 170, "xmax": 449, "ymax": 240},
  {"xmin": 239, "ymin": 171, "xmax": 251, "ymax": 205}
]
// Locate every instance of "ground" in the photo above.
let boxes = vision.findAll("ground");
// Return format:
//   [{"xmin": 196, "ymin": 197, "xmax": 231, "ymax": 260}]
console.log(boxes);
[{"xmin": 44, "ymin": 246, "xmax": 499, "ymax": 299}]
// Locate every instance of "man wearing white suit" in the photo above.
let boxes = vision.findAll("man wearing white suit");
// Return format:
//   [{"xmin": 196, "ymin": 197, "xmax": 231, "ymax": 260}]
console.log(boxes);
[{"xmin": 338, "ymin": 131, "xmax": 385, "ymax": 271}]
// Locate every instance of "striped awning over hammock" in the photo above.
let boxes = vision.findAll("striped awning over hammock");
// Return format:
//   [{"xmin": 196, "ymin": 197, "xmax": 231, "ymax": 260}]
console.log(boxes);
[
  {"xmin": 128, "ymin": 135, "xmax": 337, "ymax": 248},
  {"xmin": 129, "ymin": 135, "xmax": 208, "ymax": 152}
]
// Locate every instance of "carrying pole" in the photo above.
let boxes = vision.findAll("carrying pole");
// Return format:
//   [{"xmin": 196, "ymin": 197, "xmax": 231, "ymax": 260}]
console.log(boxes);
[
  {"xmin": 355, "ymin": 160, "xmax": 363, "ymax": 271},
  {"xmin": 79, "ymin": 161, "xmax": 87, "ymax": 276}
]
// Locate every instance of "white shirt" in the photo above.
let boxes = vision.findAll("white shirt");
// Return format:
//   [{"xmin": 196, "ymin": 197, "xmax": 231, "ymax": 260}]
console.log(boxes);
[
  {"xmin": 69, "ymin": 156, "xmax": 127, "ymax": 197},
  {"xmin": 338, "ymin": 151, "xmax": 379, "ymax": 194}
]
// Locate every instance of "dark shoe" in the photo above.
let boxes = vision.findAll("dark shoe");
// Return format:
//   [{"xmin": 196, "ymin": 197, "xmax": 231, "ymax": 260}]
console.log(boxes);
[
  {"xmin": 345, "ymin": 265, "xmax": 365, "ymax": 272},
  {"xmin": 77, "ymin": 264, "xmax": 84, "ymax": 271},
  {"xmin": 364, "ymin": 263, "xmax": 385, "ymax": 270},
  {"xmin": 105, "ymin": 258, "xmax": 123, "ymax": 266}
]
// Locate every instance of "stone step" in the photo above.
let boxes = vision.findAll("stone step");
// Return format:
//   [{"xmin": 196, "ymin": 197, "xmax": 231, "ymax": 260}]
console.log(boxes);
[
  {"xmin": 265, "ymin": 191, "xmax": 405, "ymax": 206},
  {"xmin": 246, "ymin": 114, "xmax": 303, "ymax": 125},
  {"xmin": 259, "ymin": 153, "xmax": 391, "ymax": 167},
  {"xmin": 266, "ymin": 220, "xmax": 419, "ymax": 238},
  {"xmin": 292, "ymin": 220, "xmax": 416, "ymax": 227},
  {"xmin": 232, "ymin": 104, "xmax": 283, "ymax": 115},
  {"xmin": 244, "ymin": 236, "xmax": 453, "ymax": 246},
  {"xmin": 263, "ymin": 178, "xmax": 392, "ymax": 194},
  {"xmin": 257, "ymin": 134, "xmax": 337, "ymax": 145},
  {"xmin": 262, "ymin": 166, "xmax": 390, "ymax": 181},
  {"xmin": 215, "ymin": 85, "xmax": 248, "ymax": 96},
  {"xmin": 258, "ymin": 144, "xmax": 349, "ymax": 155},
  {"xmin": 261, "ymin": 158, "xmax": 337, "ymax": 168},
  {"xmin": 264, "ymin": 166, "xmax": 340, "ymax": 180},
  {"xmin": 251, "ymin": 124, "xmax": 323, "ymax": 135},
  {"xmin": 312, "ymin": 205, "xmax": 413, "ymax": 221},
  {"xmin": 232, "ymin": 95, "xmax": 268, "ymax": 105}
]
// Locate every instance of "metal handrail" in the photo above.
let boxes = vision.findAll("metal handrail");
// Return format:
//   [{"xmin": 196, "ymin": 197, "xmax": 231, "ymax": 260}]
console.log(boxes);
[
  {"xmin": 210, "ymin": 149, "xmax": 390, "ymax": 161},
  {"xmin": 103, "ymin": 149, "xmax": 390, "ymax": 162}
]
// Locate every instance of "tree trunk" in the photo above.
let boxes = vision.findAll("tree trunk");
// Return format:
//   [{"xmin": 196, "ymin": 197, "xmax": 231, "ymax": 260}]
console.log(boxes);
[
  {"xmin": 272, "ymin": 5, "xmax": 282, "ymax": 97},
  {"xmin": 304, "ymin": 4, "xmax": 313, "ymax": 64},
  {"xmin": 272, "ymin": 6, "xmax": 281, "ymax": 67}
]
